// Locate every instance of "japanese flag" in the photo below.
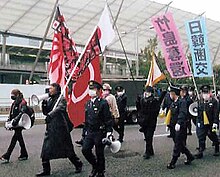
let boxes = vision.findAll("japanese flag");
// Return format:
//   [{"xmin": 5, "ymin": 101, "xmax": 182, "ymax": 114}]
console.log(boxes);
[{"xmin": 97, "ymin": 5, "xmax": 115, "ymax": 52}]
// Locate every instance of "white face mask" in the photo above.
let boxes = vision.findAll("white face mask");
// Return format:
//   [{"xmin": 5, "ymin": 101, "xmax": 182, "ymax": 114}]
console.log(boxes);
[
  {"xmin": 144, "ymin": 92, "xmax": 152, "ymax": 98},
  {"xmin": 88, "ymin": 89, "xmax": 97, "ymax": 97},
  {"xmin": 117, "ymin": 91, "xmax": 124, "ymax": 96},
  {"xmin": 202, "ymin": 93, "xmax": 210, "ymax": 101},
  {"xmin": 188, "ymin": 91, "xmax": 193, "ymax": 96}
]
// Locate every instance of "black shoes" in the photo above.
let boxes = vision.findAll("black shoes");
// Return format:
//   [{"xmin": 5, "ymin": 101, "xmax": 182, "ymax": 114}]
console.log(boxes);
[
  {"xmin": 18, "ymin": 156, "xmax": 28, "ymax": 161},
  {"xmin": 184, "ymin": 155, "xmax": 195, "ymax": 165},
  {"xmin": 194, "ymin": 152, "xmax": 203, "ymax": 159},
  {"xmin": 167, "ymin": 163, "xmax": 175, "ymax": 169},
  {"xmin": 0, "ymin": 157, "xmax": 9, "ymax": 164},
  {"xmin": 143, "ymin": 154, "xmax": 150, "ymax": 159},
  {"xmin": 187, "ymin": 132, "xmax": 192, "ymax": 135},
  {"xmin": 96, "ymin": 172, "xmax": 105, "ymax": 177}
]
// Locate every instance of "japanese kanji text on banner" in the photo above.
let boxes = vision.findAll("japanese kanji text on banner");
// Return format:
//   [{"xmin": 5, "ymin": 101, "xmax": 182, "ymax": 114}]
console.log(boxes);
[
  {"xmin": 151, "ymin": 12, "xmax": 191, "ymax": 78},
  {"xmin": 185, "ymin": 17, "xmax": 213, "ymax": 77}
]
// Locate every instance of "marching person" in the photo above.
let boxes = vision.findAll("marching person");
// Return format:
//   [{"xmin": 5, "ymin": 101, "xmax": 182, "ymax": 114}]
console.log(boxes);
[
  {"xmin": 36, "ymin": 83, "xmax": 82, "ymax": 176},
  {"xmin": 167, "ymin": 86, "xmax": 194, "ymax": 169},
  {"xmin": 0, "ymin": 89, "xmax": 28, "ymax": 164},
  {"xmin": 194, "ymin": 85, "xmax": 219, "ymax": 159},
  {"xmin": 162, "ymin": 91, "xmax": 173, "ymax": 138},
  {"xmin": 180, "ymin": 85, "xmax": 193, "ymax": 136},
  {"xmin": 115, "ymin": 86, "xmax": 127, "ymax": 143},
  {"xmin": 82, "ymin": 81, "xmax": 113, "ymax": 177},
  {"xmin": 136, "ymin": 86, "xmax": 166, "ymax": 159},
  {"xmin": 102, "ymin": 83, "xmax": 120, "ymax": 123}
]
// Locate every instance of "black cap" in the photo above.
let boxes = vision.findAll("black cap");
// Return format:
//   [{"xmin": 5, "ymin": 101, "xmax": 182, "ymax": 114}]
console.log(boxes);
[
  {"xmin": 88, "ymin": 80, "xmax": 102, "ymax": 90},
  {"xmin": 180, "ymin": 85, "xmax": 188, "ymax": 92},
  {"xmin": 115, "ymin": 86, "xmax": 124, "ymax": 92},
  {"xmin": 169, "ymin": 85, "xmax": 180, "ymax": 95},
  {"xmin": 145, "ymin": 86, "xmax": 154, "ymax": 93},
  {"xmin": 200, "ymin": 85, "xmax": 211, "ymax": 93},
  {"xmin": 188, "ymin": 86, "xmax": 195, "ymax": 91}
]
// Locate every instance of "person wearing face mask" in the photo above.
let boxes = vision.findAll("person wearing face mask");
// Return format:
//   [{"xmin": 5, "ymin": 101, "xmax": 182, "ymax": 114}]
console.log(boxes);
[
  {"xmin": 102, "ymin": 83, "xmax": 120, "ymax": 126},
  {"xmin": 36, "ymin": 83, "xmax": 83, "ymax": 176},
  {"xmin": 136, "ymin": 86, "xmax": 166, "ymax": 159},
  {"xmin": 194, "ymin": 85, "xmax": 219, "ymax": 159},
  {"xmin": 82, "ymin": 80, "xmax": 113, "ymax": 177},
  {"xmin": 180, "ymin": 85, "xmax": 193, "ymax": 136},
  {"xmin": 167, "ymin": 86, "xmax": 194, "ymax": 169},
  {"xmin": 0, "ymin": 89, "xmax": 28, "ymax": 164},
  {"xmin": 114, "ymin": 86, "xmax": 127, "ymax": 143}
]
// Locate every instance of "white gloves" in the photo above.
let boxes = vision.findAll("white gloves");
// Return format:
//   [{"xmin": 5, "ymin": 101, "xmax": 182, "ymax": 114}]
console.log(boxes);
[
  {"xmin": 106, "ymin": 132, "xmax": 112, "ymax": 139},
  {"xmin": 166, "ymin": 126, "xmax": 170, "ymax": 132},
  {"xmin": 175, "ymin": 124, "xmax": 181, "ymax": 131},
  {"xmin": 212, "ymin": 123, "xmax": 218, "ymax": 130}
]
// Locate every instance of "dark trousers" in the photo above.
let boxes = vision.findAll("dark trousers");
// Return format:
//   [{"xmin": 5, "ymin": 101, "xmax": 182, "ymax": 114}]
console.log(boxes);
[
  {"xmin": 41, "ymin": 152, "xmax": 81, "ymax": 171},
  {"xmin": 82, "ymin": 131, "xmax": 105, "ymax": 173},
  {"xmin": 196, "ymin": 125, "xmax": 219, "ymax": 151},
  {"xmin": 187, "ymin": 117, "xmax": 192, "ymax": 133},
  {"xmin": 143, "ymin": 127, "xmax": 155, "ymax": 155},
  {"xmin": 3, "ymin": 128, "xmax": 28, "ymax": 160},
  {"xmin": 113, "ymin": 114, "xmax": 125, "ymax": 140},
  {"xmin": 172, "ymin": 126, "xmax": 191, "ymax": 158}
]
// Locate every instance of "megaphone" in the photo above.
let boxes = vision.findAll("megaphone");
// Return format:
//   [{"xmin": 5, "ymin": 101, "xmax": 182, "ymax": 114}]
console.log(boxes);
[
  {"xmin": 102, "ymin": 138, "xmax": 121, "ymax": 153},
  {"xmin": 189, "ymin": 102, "xmax": 198, "ymax": 117},
  {"xmin": 5, "ymin": 113, "xmax": 31, "ymax": 130},
  {"xmin": 31, "ymin": 93, "xmax": 49, "ymax": 106}
]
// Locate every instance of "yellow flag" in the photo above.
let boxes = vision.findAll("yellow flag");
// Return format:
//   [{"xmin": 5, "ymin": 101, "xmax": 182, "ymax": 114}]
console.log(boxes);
[
  {"xmin": 164, "ymin": 109, "xmax": 171, "ymax": 125},
  {"xmin": 203, "ymin": 111, "xmax": 209, "ymax": 125}
]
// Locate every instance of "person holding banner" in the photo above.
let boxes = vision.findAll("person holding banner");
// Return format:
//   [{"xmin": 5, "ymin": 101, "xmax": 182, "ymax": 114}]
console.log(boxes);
[
  {"xmin": 0, "ymin": 89, "xmax": 28, "ymax": 164},
  {"xmin": 36, "ymin": 83, "xmax": 83, "ymax": 176},
  {"xmin": 194, "ymin": 85, "xmax": 219, "ymax": 159},
  {"xmin": 82, "ymin": 80, "xmax": 113, "ymax": 177},
  {"xmin": 167, "ymin": 86, "xmax": 194, "ymax": 169}
]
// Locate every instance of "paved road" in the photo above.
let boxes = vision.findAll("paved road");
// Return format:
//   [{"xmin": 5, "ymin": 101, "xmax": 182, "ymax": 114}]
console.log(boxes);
[{"xmin": 0, "ymin": 122, "xmax": 220, "ymax": 177}]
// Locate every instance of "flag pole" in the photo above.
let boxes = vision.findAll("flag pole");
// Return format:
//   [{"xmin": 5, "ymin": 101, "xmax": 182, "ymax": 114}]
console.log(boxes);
[
  {"xmin": 153, "ymin": 52, "xmax": 171, "ymax": 87},
  {"xmin": 29, "ymin": 0, "xmax": 59, "ymax": 82},
  {"xmin": 105, "ymin": 1, "xmax": 137, "ymax": 90},
  {"xmin": 52, "ymin": 26, "xmax": 98, "ymax": 110}
]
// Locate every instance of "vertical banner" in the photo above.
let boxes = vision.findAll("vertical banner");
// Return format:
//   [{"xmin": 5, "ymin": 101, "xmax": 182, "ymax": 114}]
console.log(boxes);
[
  {"xmin": 151, "ymin": 12, "xmax": 191, "ymax": 78},
  {"xmin": 185, "ymin": 17, "xmax": 213, "ymax": 77}
]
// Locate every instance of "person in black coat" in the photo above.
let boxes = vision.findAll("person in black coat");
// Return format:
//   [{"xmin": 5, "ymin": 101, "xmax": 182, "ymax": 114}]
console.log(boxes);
[
  {"xmin": 167, "ymin": 86, "xmax": 194, "ymax": 169},
  {"xmin": 114, "ymin": 86, "xmax": 127, "ymax": 142},
  {"xmin": 0, "ymin": 89, "xmax": 28, "ymax": 164},
  {"xmin": 36, "ymin": 83, "xmax": 82, "ymax": 176},
  {"xmin": 82, "ymin": 80, "xmax": 113, "ymax": 177},
  {"xmin": 136, "ymin": 86, "xmax": 166, "ymax": 159},
  {"xmin": 194, "ymin": 85, "xmax": 219, "ymax": 159}
]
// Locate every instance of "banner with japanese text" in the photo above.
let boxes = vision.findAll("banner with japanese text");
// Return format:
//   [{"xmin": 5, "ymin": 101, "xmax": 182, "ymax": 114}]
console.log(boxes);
[
  {"xmin": 185, "ymin": 17, "xmax": 213, "ymax": 77},
  {"xmin": 151, "ymin": 12, "xmax": 191, "ymax": 78}
]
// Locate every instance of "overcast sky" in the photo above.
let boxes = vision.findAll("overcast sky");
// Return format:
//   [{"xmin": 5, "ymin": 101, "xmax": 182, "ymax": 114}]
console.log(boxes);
[{"xmin": 153, "ymin": 0, "xmax": 220, "ymax": 22}]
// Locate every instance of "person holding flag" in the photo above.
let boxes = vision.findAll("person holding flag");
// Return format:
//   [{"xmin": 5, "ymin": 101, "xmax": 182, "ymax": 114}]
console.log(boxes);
[{"xmin": 136, "ymin": 85, "xmax": 166, "ymax": 159}]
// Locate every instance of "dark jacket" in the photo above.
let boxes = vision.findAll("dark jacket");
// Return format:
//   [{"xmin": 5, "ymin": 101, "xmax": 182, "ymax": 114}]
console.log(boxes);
[
  {"xmin": 170, "ymin": 97, "xmax": 188, "ymax": 127},
  {"xmin": 162, "ymin": 92, "xmax": 173, "ymax": 115},
  {"xmin": 197, "ymin": 97, "xmax": 219, "ymax": 126},
  {"xmin": 9, "ymin": 97, "xmax": 28, "ymax": 128},
  {"xmin": 115, "ymin": 93, "xmax": 127, "ymax": 117},
  {"xmin": 136, "ymin": 91, "xmax": 166, "ymax": 130},
  {"xmin": 41, "ymin": 94, "xmax": 74, "ymax": 160},
  {"xmin": 84, "ymin": 97, "xmax": 113, "ymax": 133}
]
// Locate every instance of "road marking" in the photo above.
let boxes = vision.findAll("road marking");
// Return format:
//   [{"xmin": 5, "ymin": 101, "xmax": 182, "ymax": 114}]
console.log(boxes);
[{"xmin": 154, "ymin": 131, "xmax": 196, "ymax": 138}]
